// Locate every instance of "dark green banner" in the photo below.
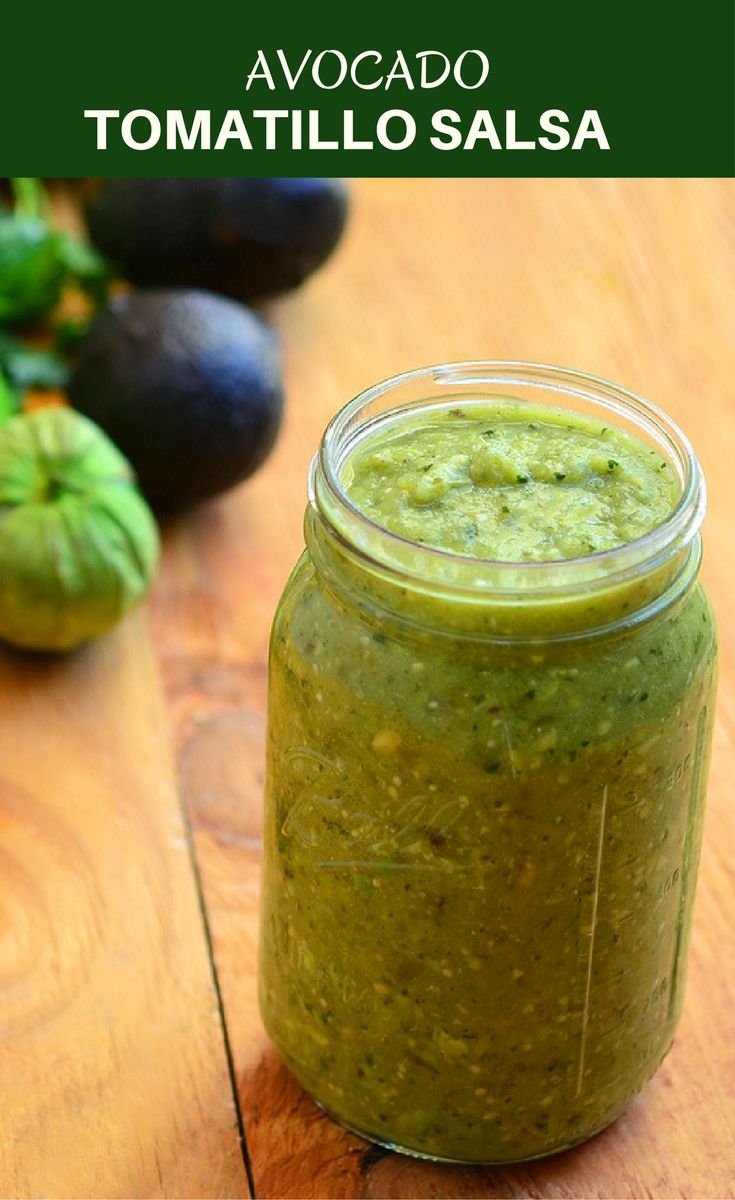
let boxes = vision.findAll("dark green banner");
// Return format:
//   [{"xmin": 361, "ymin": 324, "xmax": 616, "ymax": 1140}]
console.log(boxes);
[{"xmin": 1, "ymin": 1, "xmax": 733, "ymax": 176}]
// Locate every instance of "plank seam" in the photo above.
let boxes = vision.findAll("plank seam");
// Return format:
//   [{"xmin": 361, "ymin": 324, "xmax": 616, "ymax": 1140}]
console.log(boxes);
[{"xmin": 179, "ymin": 797, "xmax": 256, "ymax": 1199}]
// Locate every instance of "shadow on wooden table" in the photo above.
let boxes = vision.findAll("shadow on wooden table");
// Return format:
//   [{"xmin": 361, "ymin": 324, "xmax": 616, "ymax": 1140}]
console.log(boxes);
[{"xmin": 244, "ymin": 1042, "xmax": 671, "ymax": 1200}]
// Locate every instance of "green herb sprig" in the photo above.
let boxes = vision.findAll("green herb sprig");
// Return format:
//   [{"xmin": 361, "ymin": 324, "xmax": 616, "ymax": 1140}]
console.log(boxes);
[{"xmin": 0, "ymin": 178, "xmax": 110, "ymax": 326}]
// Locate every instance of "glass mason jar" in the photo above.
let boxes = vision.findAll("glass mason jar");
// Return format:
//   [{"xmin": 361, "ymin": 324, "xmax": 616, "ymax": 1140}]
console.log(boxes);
[{"xmin": 259, "ymin": 362, "xmax": 718, "ymax": 1164}]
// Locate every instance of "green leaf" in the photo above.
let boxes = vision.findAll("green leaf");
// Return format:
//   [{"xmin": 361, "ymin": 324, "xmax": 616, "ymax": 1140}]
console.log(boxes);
[
  {"xmin": 0, "ymin": 331, "xmax": 69, "ymax": 390},
  {"xmin": 0, "ymin": 213, "xmax": 66, "ymax": 324},
  {"xmin": 10, "ymin": 178, "xmax": 47, "ymax": 219},
  {"xmin": 0, "ymin": 371, "xmax": 18, "ymax": 424},
  {"xmin": 56, "ymin": 232, "xmax": 112, "ymax": 306},
  {"xmin": 0, "ymin": 181, "xmax": 113, "ymax": 325},
  {"xmin": 55, "ymin": 231, "xmax": 108, "ymax": 279},
  {"xmin": 53, "ymin": 315, "xmax": 92, "ymax": 355}
]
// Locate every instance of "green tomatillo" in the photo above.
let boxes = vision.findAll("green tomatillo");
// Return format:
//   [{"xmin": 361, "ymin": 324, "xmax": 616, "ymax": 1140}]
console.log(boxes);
[{"xmin": 0, "ymin": 406, "xmax": 159, "ymax": 651}]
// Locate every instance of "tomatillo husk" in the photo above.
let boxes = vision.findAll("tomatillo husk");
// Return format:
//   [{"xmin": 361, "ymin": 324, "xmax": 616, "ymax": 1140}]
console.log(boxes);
[{"xmin": 0, "ymin": 406, "xmax": 159, "ymax": 651}]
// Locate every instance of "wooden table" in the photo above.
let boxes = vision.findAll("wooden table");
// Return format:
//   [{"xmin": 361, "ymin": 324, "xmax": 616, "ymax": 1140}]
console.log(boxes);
[{"xmin": 1, "ymin": 180, "xmax": 733, "ymax": 1199}]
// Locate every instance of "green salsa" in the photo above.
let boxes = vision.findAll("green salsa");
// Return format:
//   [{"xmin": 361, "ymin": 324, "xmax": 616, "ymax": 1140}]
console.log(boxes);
[
  {"xmin": 259, "ymin": 393, "xmax": 717, "ymax": 1163},
  {"xmin": 344, "ymin": 405, "xmax": 677, "ymax": 561}
]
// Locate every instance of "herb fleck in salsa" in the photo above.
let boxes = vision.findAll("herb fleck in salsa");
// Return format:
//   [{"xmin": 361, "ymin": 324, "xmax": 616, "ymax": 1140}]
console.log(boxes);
[{"xmin": 343, "ymin": 405, "xmax": 677, "ymax": 562}]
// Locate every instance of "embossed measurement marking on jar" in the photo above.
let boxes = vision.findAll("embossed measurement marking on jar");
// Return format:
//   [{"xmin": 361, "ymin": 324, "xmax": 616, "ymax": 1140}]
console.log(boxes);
[
  {"xmin": 573, "ymin": 758, "xmax": 701, "ymax": 1100},
  {"xmin": 315, "ymin": 860, "xmax": 469, "ymax": 873},
  {"xmin": 667, "ymin": 706, "xmax": 709, "ymax": 1020},
  {"xmin": 576, "ymin": 784, "xmax": 608, "ymax": 1096}
]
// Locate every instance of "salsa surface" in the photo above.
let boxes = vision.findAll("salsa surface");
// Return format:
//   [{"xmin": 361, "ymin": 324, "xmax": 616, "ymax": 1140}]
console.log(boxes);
[{"xmin": 343, "ymin": 404, "xmax": 677, "ymax": 561}]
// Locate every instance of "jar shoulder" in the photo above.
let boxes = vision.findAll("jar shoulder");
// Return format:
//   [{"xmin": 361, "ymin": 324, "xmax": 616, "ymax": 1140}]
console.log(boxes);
[
  {"xmin": 270, "ymin": 559, "xmax": 716, "ymax": 770},
  {"xmin": 270, "ymin": 550, "xmax": 314, "ymax": 644},
  {"xmin": 274, "ymin": 554, "xmax": 716, "ymax": 675}
]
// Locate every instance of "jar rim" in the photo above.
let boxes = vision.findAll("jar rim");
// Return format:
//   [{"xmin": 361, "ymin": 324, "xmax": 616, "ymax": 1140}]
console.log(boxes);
[{"xmin": 311, "ymin": 360, "xmax": 705, "ymax": 610}]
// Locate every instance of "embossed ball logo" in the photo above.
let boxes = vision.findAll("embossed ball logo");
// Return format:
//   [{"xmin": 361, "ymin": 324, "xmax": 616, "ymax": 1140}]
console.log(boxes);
[{"xmin": 280, "ymin": 746, "xmax": 467, "ymax": 871}]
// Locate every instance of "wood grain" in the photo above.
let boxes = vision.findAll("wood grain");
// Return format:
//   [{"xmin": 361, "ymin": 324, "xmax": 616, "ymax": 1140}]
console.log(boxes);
[
  {"xmin": 0, "ymin": 615, "xmax": 250, "ymax": 1199},
  {"xmin": 153, "ymin": 179, "xmax": 735, "ymax": 1199}
]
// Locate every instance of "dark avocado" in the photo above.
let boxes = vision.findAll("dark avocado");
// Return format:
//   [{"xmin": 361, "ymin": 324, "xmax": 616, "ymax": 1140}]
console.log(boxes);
[
  {"xmin": 85, "ymin": 178, "xmax": 349, "ymax": 301},
  {"xmin": 68, "ymin": 289, "xmax": 284, "ymax": 511}
]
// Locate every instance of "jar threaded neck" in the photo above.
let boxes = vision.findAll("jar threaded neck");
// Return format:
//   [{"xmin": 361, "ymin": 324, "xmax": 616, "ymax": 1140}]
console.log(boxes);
[{"xmin": 308, "ymin": 361, "xmax": 705, "ymax": 641}]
